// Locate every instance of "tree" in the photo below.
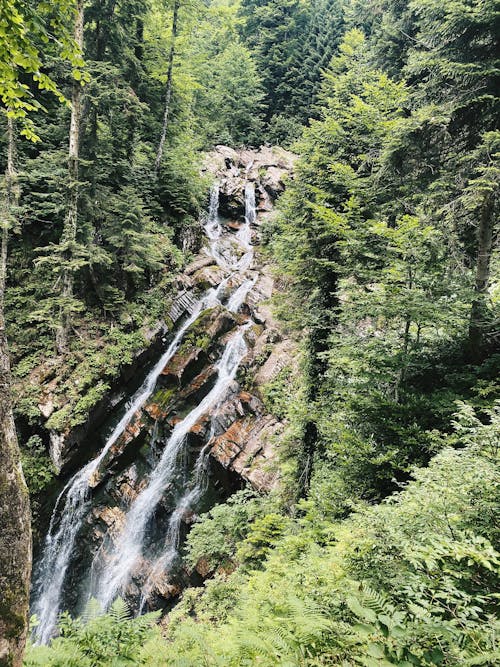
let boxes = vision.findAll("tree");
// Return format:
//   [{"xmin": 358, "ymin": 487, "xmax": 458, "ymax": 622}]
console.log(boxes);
[
  {"xmin": 239, "ymin": 0, "xmax": 345, "ymax": 138},
  {"xmin": 0, "ymin": 117, "xmax": 32, "ymax": 667},
  {"xmin": 55, "ymin": 0, "xmax": 87, "ymax": 354},
  {"xmin": 202, "ymin": 42, "xmax": 265, "ymax": 146},
  {"xmin": 0, "ymin": 1, "xmax": 82, "ymax": 661},
  {"xmin": 0, "ymin": 0, "xmax": 84, "ymax": 140},
  {"xmin": 155, "ymin": 0, "xmax": 180, "ymax": 172},
  {"xmin": 464, "ymin": 132, "xmax": 500, "ymax": 355},
  {"xmin": 239, "ymin": 0, "xmax": 310, "ymax": 122}
]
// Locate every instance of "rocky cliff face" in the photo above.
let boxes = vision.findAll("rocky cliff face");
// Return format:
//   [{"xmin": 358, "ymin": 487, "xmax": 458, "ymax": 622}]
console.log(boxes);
[
  {"xmin": 31, "ymin": 145, "xmax": 297, "ymax": 625},
  {"xmin": 203, "ymin": 144, "xmax": 295, "ymax": 217}
]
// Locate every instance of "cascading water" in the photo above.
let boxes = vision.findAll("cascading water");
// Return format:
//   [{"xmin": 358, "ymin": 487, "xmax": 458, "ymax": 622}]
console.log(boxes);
[
  {"xmin": 92, "ymin": 327, "xmax": 249, "ymax": 609},
  {"xmin": 237, "ymin": 182, "xmax": 256, "ymax": 270},
  {"xmin": 31, "ymin": 300, "xmax": 209, "ymax": 644},
  {"xmin": 32, "ymin": 177, "xmax": 258, "ymax": 642},
  {"xmin": 205, "ymin": 182, "xmax": 221, "ymax": 241},
  {"xmin": 137, "ymin": 431, "xmax": 214, "ymax": 614}
]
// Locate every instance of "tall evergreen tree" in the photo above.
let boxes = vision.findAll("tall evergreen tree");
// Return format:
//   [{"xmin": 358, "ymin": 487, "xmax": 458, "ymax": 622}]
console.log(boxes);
[{"xmin": 56, "ymin": 0, "xmax": 86, "ymax": 354}]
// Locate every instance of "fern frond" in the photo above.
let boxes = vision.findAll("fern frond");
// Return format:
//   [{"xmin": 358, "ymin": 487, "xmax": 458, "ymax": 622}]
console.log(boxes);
[
  {"xmin": 109, "ymin": 597, "xmax": 131, "ymax": 623},
  {"xmin": 81, "ymin": 597, "xmax": 103, "ymax": 624}
]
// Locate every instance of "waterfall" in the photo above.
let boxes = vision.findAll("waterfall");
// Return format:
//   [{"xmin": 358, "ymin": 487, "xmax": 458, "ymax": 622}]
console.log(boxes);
[
  {"xmin": 32, "ymin": 176, "xmax": 259, "ymax": 642},
  {"xmin": 31, "ymin": 298, "xmax": 209, "ymax": 645},
  {"xmin": 244, "ymin": 181, "xmax": 257, "ymax": 226},
  {"xmin": 237, "ymin": 182, "xmax": 255, "ymax": 270},
  {"xmin": 205, "ymin": 182, "xmax": 220, "ymax": 241},
  {"xmin": 137, "ymin": 437, "xmax": 213, "ymax": 614},
  {"xmin": 92, "ymin": 327, "xmax": 249, "ymax": 609},
  {"xmin": 227, "ymin": 276, "xmax": 258, "ymax": 313}
]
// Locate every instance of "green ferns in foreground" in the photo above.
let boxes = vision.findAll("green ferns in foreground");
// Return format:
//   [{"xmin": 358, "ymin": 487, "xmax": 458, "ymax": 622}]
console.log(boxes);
[{"xmin": 26, "ymin": 403, "xmax": 500, "ymax": 666}]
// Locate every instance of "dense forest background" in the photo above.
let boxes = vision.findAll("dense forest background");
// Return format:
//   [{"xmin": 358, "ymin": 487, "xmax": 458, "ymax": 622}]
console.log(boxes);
[{"xmin": 0, "ymin": 0, "xmax": 498, "ymax": 664}]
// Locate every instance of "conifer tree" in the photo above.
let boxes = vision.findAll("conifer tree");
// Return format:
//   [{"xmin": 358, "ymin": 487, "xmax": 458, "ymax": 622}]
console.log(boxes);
[
  {"xmin": 155, "ymin": 0, "xmax": 180, "ymax": 172},
  {"xmin": 55, "ymin": 0, "xmax": 86, "ymax": 354}
]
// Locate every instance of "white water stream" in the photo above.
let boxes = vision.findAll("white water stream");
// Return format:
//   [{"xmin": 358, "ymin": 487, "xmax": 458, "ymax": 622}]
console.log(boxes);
[
  {"xmin": 92, "ymin": 326, "xmax": 249, "ymax": 609},
  {"xmin": 32, "ymin": 180, "xmax": 257, "ymax": 642}
]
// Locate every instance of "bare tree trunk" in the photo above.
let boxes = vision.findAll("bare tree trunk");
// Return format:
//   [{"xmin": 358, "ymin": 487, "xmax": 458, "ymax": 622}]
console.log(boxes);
[
  {"xmin": 154, "ymin": 0, "xmax": 179, "ymax": 174},
  {"xmin": 468, "ymin": 191, "xmax": 495, "ymax": 359},
  {"xmin": 0, "ymin": 117, "xmax": 32, "ymax": 667},
  {"xmin": 55, "ymin": 0, "xmax": 84, "ymax": 354}
]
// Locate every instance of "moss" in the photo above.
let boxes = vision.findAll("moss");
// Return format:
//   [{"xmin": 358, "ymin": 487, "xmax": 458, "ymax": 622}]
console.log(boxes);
[
  {"xmin": 45, "ymin": 404, "xmax": 72, "ymax": 432},
  {"xmin": 0, "ymin": 594, "xmax": 26, "ymax": 641},
  {"xmin": 153, "ymin": 387, "xmax": 176, "ymax": 408},
  {"xmin": 177, "ymin": 307, "xmax": 219, "ymax": 356},
  {"xmin": 12, "ymin": 384, "xmax": 42, "ymax": 423},
  {"xmin": 70, "ymin": 381, "xmax": 110, "ymax": 428}
]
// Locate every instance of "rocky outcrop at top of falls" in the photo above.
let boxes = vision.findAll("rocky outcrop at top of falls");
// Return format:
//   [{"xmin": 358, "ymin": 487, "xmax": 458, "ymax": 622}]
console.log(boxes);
[
  {"xmin": 29, "ymin": 145, "xmax": 297, "ymax": 639},
  {"xmin": 203, "ymin": 144, "xmax": 296, "ymax": 217}
]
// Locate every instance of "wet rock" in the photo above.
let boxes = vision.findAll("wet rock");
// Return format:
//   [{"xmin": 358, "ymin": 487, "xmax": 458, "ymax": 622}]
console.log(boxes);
[
  {"xmin": 210, "ymin": 414, "xmax": 280, "ymax": 492},
  {"xmin": 184, "ymin": 255, "xmax": 216, "ymax": 276},
  {"xmin": 223, "ymin": 220, "xmax": 243, "ymax": 232},
  {"xmin": 191, "ymin": 265, "xmax": 226, "ymax": 290},
  {"xmin": 91, "ymin": 506, "xmax": 126, "ymax": 541},
  {"xmin": 203, "ymin": 145, "xmax": 296, "ymax": 219},
  {"xmin": 160, "ymin": 308, "xmax": 238, "ymax": 390},
  {"xmin": 35, "ymin": 142, "xmax": 298, "ymax": 619},
  {"xmin": 111, "ymin": 465, "xmax": 148, "ymax": 506}
]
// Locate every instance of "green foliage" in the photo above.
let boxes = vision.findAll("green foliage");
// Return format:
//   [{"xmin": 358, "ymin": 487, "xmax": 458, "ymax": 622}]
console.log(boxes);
[
  {"xmin": 236, "ymin": 513, "xmax": 289, "ymax": 566},
  {"xmin": 260, "ymin": 365, "xmax": 295, "ymax": 420},
  {"xmin": 26, "ymin": 599, "xmax": 161, "ymax": 666},
  {"xmin": 239, "ymin": 0, "xmax": 345, "ymax": 134},
  {"xmin": 185, "ymin": 489, "xmax": 269, "ymax": 572},
  {"xmin": 5, "ymin": 1, "xmax": 500, "ymax": 666},
  {"xmin": 160, "ymin": 408, "xmax": 500, "ymax": 666},
  {"xmin": 0, "ymin": 0, "xmax": 84, "ymax": 139},
  {"xmin": 268, "ymin": 19, "xmax": 499, "ymax": 499},
  {"xmin": 20, "ymin": 436, "xmax": 55, "ymax": 496}
]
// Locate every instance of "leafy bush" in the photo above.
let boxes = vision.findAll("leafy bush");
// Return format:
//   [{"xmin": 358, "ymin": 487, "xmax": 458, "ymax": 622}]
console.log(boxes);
[{"xmin": 161, "ymin": 404, "xmax": 500, "ymax": 666}]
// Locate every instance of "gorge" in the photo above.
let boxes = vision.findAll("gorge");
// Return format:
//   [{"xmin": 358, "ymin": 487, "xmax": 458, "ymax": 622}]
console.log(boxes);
[{"xmin": 31, "ymin": 146, "xmax": 295, "ymax": 644}]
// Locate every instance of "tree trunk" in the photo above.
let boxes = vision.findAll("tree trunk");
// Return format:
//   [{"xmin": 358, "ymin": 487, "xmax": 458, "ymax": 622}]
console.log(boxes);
[
  {"xmin": 95, "ymin": 0, "xmax": 117, "ymax": 61},
  {"xmin": 468, "ymin": 191, "xmax": 495, "ymax": 359},
  {"xmin": 0, "ymin": 118, "xmax": 32, "ymax": 667},
  {"xmin": 55, "ymin": 0, "xmax": 84, "ymax": 355},
  {"xmin": 297, "ymin": 288, "xmax": 337, "ymax": 499},
  {"xmin": 154, "ymin": 0, "xmax": 179, "ymax": 174}
]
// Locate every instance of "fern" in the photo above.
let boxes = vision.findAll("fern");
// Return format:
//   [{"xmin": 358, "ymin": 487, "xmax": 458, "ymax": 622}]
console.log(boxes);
[
  {"xmin": 81, "ymin": 598, "xmax": 103, "ymax": 624},
  {"xmin": 109, "ymin": 598, "xmax": 131, "ymax": 623}
]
